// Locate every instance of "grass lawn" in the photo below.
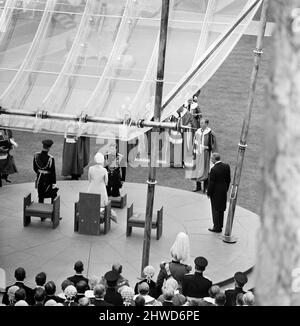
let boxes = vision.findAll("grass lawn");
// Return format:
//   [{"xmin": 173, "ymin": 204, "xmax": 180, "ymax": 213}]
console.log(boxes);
[{"xmin": 4, "ymin": 34, "xmax": 272, "ymax": 215}]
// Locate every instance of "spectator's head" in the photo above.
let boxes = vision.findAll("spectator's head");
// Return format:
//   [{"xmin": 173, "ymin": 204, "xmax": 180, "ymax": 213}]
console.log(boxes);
[
  {"xmin": 162, "ymin": 287, "xmax": 174, "ymax": 301},
  {"xmin": 120, "ymin": 286, "xmax": 135, "ymax": 305},
  {"xmin": 112, "ymin": 263, "xmax": 122, "ymax": 275},
  {"xmin": 163, "ymin": 277, "xmax": 179, "ymax": 293},
  {"xmin": 189, "ymin": 298, "xmax": 202, "ymax": 306},
  {"xmin": 142, "ymin": 265, "xmax": 155, "ymax": 282},
  {"xmin": 64, "ymin": 285, "xmax": 77, "ymax": 300},
  {"xmin": 135, "ymin": 295, "xmax": 145, "ymax": 307},
  {"xmin": 74, "ymin": 261, "xmax": 84, "ymax": 274},
  {"xmin": 215, "ymin": 292, "xmax": 226, "ymax": 306},
  {"xmin": 61, "ymin": 279, "xmax": 73, "ymax": 292},
  {"xmin": 104, "ymin": 270, "xmax": 119, "ymax": 287},
  {"xmin": 193, "ymin": 95, "xmax": 198, "ymax": 102},
  {"xmin": 35, "ymin": 272, "xmax": 47, "ymax": 287},
  {"xmin": 138, "ymin": 282, "xmax": 149, "ymax": 296},
  {"xmin": 15, "ymin": 288, "xmax": 26, "ymax": 302},
  {"xmin": 94, "ymin": 284, "xmax": 106, "ymax": 299},
  {"xmin": 76, "ymin": 280, "xmax": 88, "ymax": 294},
  {"xmin": 14, "ymin": 267, "xmax": 26, "ymax": 282},
  {"xmin": 78, "ymin": 297, "xmax": 90, "ymax": 306},
  {"xmin": 234, "ymin": 272, "xmax": 248, "ymax": 288},
  {"xmin": 170, "ymin": 232, "xmax": 190, "ymax": 265},
  {"xmin": 88, "ymin": 275, "xmax": 100, "ymax": 290},
  {"xmin": 44, "ymin": 299, "xmax": 57, "ymax": 306},
  {"xmin": 7, "ymin": 285, "xmax": 19, "ymax": 304},
  {"xmin": 42, "ymin": 139, "xmax": 53, "ymax": 151},
  {"xmin": 45, "ymin": 281, "xmax": 56, "ymax": 296},
  {"xmin": 194, "ymin": 256, "xmax": 208, "ymax": 272},
  {"xmin": 243, "ymin": 291, "xmax": 255, "ymax": 306},
  {"xmin": 208, "ymin": 285, "xmax": 220, "ymax": 298},
  {"xmin": 34, "ymin": 287, "xmax": 46, "ymax": 304},
  {"xmin": 15, "ymin": 300, "xmax": 28, "ymax": 306},
  {"xmin": 236, "ymin": 293, "xmax": 244, "ymax": 306}
]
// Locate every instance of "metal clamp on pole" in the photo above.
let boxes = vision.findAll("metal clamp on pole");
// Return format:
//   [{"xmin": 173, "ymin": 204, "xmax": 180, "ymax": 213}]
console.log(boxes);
[
  {"xmin": 238, "ymin": 142, "xmax": 247, "ymax": 151},
  {"xmin": 146, "ymin": 180, "xmax": 157, "ymax": 185},
  {"xmin": 253, "ymin": 48, "xmax": 263, "ymax": 56},
  {"xmin": 137, "ymin": 119, "xmax": 145, "ymax": 128}
]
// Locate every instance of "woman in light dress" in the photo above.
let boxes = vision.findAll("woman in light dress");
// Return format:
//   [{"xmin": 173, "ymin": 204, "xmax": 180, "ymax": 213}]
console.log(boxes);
[
  {"xmin": 87, "ymin": 152, "xmax": 108, "ymax": 206},
  {"xmin": 87, "ymin": 152, "xmax": 117, "ymax": 222}
]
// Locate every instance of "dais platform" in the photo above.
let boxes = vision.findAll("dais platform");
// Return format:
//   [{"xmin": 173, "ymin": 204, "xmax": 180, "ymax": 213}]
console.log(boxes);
[{"xmin": 0, "ymin": 181, "xmax": 260, "ymax": 289}]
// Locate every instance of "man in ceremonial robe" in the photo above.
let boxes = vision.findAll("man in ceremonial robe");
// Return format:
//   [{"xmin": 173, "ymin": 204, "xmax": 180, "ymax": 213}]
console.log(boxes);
[
  {"xmin": 0, "ymin": 128, "xmax": 18, "ymax": 187},
  {"xmin": 104, "ymin": 143, "xmax": 126, "ymax": 198},
  {"xmin": 61, "ymin": 135, "xmax": 90, "ymax": 180},
  {"xmin": 169, "ymin": 102, "xmax": 197, "ymax": 168},
  {"xmin": 190, "ymin": 118, "xmax": 217, "ymax": 193},
  {"xmin": 33, "ymin": 139, "xmax": 57, "ymax": 203}
]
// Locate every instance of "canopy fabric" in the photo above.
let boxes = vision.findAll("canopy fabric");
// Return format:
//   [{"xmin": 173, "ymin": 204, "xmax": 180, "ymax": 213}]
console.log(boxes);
[{"xmin": 0, "ymin": 0, "xmax": 262, "ymax": 140}]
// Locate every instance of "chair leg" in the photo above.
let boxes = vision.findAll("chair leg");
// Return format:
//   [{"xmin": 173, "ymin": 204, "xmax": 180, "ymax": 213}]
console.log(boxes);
[
  {"xmin": 23, "ymin": 215, "xmax": 31, "ymax": 227},
  {"xmin": 126, "ymin": 225, "xmax": 132, "ymax": 237}
]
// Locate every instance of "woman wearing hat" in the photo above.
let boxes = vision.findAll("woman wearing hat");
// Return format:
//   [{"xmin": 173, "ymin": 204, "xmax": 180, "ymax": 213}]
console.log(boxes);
[
  {"xmin": 87, "ymin": 152, "xmax": 108, "ymax": 207},
  {"xmin": 87, "ymin": 152, "xmax": 117, "ymax": 223}
]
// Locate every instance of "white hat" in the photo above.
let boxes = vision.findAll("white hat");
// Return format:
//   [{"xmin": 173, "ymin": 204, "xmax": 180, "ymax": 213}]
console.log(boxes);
[{"xmin": 94, "ymin": 152, "xmax": 104, "ymax": 165}]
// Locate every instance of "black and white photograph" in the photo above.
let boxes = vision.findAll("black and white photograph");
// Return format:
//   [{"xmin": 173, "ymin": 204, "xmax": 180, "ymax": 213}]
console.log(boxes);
[{"xmin": 0, "ymin": 0, "xmax": 297, "ymax": 313}]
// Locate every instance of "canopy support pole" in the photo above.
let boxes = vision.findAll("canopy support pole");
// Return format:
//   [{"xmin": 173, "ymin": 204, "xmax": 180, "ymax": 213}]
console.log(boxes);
[
  {"xmin": 223, "ymin": 0, "xmax": 269, "ymax": 244},
  {"xmin": 141, "ymin": 0, "xmax": 170, "ymax": 274}
]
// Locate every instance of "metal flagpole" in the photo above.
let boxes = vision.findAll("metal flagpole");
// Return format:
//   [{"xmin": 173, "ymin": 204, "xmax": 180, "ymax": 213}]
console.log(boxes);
[
  {"xmin": 223, "ymin": 0, "xmax": 269, "ymax": 243},
  {"xmin": 141, "ymin": 0, "xmax": 170, "ymax": 273}
]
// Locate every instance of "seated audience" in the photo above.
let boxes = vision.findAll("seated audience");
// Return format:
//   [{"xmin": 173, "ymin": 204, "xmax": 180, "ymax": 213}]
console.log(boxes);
[
  {"xmin": 78, "ymin": 297, "xmax": 91, "ymax": 306},
  {"xmin": 14, "ymin": 288, "xmax": 27, "ymax": 304},
  {"xmin": 157, "ymin": 278, "xmax": 187, "ymax": 306},
  {"xmin": 161, "ymin": 288, "xmax": 175, "ymax": 306},
  {"xmin": 14, "ymin": 300, "xmax": 29, "ymax": 306},
  {"xmin": 236, "ymin": 293, "xmax": 245, "ymax": 306},
  {"xmin": 133, "ymin": 282, "xmax": 158, "ymax": 306},
  {"xmin": 7, "ymin": 285, "xmax": 19, "ymax": 306},
  {"xmin": 44, "ymin": 299, "xmax": 58, "ymax": 306}
]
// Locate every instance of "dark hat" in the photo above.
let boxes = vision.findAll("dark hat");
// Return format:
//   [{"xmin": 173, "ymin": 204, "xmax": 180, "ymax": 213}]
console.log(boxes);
[
  {"xmin": 194, "ymin": 256, "xmax": 208, "ymax": 269},
  {"xmin": 42, "ymin": 139, "xmax": 53, "ymax": 148},
  {"xmin": 104, "ymin": 270, "xmax": 119, "ymax": 283},
  {"xmin": 234, "ymin": 272, "xmax": 248, "ymax": 285}
]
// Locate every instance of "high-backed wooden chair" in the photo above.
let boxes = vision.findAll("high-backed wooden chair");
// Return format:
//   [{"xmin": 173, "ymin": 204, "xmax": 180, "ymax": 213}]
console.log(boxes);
[
  {"xmin": 23, "ymin": 193, "xmax": 60, "ymax": 229},
  {"xmin": 126, "ymin": 203, "xmax": 163, "ymax": 240},
  {"xmin": 74, "ymin": 193, "xmax": 111, "ymax": 235}
]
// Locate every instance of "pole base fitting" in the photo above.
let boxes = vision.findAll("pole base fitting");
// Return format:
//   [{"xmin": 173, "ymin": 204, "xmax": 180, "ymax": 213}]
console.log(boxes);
[{"xmin": 223, "ymin": 235, "xmax": 237, "ymax": 244}]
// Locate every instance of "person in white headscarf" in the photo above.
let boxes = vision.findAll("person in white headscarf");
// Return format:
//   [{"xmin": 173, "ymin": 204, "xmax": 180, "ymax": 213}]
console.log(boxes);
[
  {"xmin": 156, "ymin": 232, "xmax": 192, "ymax": 295},
  {"xmin": 87, "ymin": 152, "xmax": 108, "ymax": 207}
]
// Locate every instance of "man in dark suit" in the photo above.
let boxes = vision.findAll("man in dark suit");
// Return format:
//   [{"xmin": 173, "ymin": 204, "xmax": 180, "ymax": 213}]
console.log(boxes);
[
  {"xmin": 103, "ymin": 271, "xmax": 123, "ymax": 306},
  {"xmin": 182, "ymin": 256, "xmax": 212, "ymax": 299},
  {"xmin": 207, "ymin": 153, "xmax": 231, "ymax": 233},
  {"xmin": 224, "ymin": 272, "xmax": 248, "ymax": 306},
  {"xmin": 2, "ymin": 267, "xmax": 34, "ymax": 305},
  {"xmin": 67, "ymin": 261, "xmax": 89, "ymax": 289}
]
